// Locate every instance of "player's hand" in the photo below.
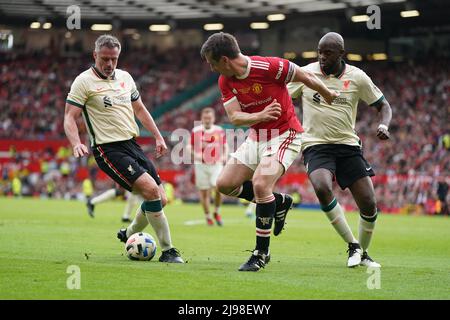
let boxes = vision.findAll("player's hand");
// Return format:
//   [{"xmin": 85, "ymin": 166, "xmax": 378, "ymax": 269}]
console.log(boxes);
[
  {"xmin": 323, "ymin": 90, "xmax": 340, "ymax": 105},
  {"xmin": 155, "ymin": 136, "xmax": 168, "ymax": 158},
  {"xmin": 377, "ymin": 124, "xmax": 390, "ymax": 140},
  {"xmin": 260, "ymin": 99, "xmax": 282, "ymax": 122},
  {"xmin": 72, "ymin": 143, "xmax": 89, "ymax": 158}
]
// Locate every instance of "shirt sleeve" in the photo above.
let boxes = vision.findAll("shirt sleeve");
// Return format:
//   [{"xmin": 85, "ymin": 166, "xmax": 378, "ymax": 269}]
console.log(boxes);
[
  {"xmin": 287, "ymin": 81, "xmax": 304, "ymax": 99},
  {"xmin": 129, "ymin": 73, "xmax": 140, "ymax": 102},
  {"xmin": 66, "ymin": 76, "xmax": 88, "ymax": 108},
  {"xmin": 358, "ymin": 70, "xmax": 384, "ymax": 106},
  {"xmin": 218, "ymin": 76, "xmax": 237, "ymax": 107},
  {"xmin": 266, "ymin": 57, "xmax": 296, "ymax": 84}
]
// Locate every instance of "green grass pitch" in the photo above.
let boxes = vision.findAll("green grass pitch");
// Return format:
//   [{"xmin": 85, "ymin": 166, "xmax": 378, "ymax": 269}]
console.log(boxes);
[{"xmin": 0, "ymin": 197, "xmax": 449, "ymax": 300}]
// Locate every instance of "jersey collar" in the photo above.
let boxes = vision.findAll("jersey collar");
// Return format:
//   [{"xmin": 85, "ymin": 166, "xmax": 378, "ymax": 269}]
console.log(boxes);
[
  {"xmin": 235, "ymin": 55, "xmax": 251, "ymax": 80},
  {"xmin": 91, "ymin": 65, "xmax": 116, "ymax": 80}
]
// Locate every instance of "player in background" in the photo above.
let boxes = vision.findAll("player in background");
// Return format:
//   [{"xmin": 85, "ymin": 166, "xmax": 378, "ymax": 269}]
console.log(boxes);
[
  {"xmin": 244, "ymin": 201, "xmax": 256, "ymax": 219},
  {"xmin": 288, "ymin": 32, "xmax": 392, "ymax": 268},
  {"xmin": 86, "ymin": 184, "xmax": 139, "ymax": 223},
  {"xmin": 201, "ymin": 32, "xmax": 338, "ymax": 271},
  {"xmin": 188, "ymin": 107, "xmax": 228, "ymax": 226},
  {"xmin": 64, "ymin": 35, "xmax": 183, "ymax": 263}
]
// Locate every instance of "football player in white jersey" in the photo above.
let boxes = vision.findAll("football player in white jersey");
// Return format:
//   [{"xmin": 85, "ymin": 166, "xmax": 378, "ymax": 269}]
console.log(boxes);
[
  {"xmin": 64, "ymin": 35, "xmax": 183, "ymax": 263},
  {"xmin": 288, "ymin": 32, "xmax": 392, "ymax": 268}
]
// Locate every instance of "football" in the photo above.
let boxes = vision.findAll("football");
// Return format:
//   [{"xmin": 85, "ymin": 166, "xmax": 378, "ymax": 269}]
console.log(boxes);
[{"xmin": 125, "ymin": 232, "xmax": 157, "ymax": 261}]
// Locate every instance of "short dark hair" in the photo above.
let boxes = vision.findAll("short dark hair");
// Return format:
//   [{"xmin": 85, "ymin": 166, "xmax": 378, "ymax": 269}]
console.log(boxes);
[{"xmin": 200, "ymin": 32, "xmax": 241, "ymax": 62}]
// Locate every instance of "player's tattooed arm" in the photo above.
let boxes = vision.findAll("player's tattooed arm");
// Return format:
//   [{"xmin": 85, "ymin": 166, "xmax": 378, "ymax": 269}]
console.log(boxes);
[
  {"xmin": 64, "ymin": 103, "xmax": 89, "ymax": 158},
  {"xmin": 224, "ymin": 98, "xmax": 281, "ymax": 126},
  {"xmin": 291, "ymin": 65, "xmax": 339, "ymax": 105},
  {"xmin": 373, "ymin": 98, "xmax": 392, "ymax": 140}
]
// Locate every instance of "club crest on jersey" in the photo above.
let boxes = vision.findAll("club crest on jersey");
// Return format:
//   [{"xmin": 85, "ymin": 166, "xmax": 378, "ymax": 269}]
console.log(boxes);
[
  {"xmin": 342, "ymin": 80, "xmax": 351, "ymax": 90},
  {"xmin": 252, "ymin": 83, "xmax": 263, "ymax": 94},
  {"xmin": 232, "ymin": 88, "xmax": 238, "ymax": 94}
]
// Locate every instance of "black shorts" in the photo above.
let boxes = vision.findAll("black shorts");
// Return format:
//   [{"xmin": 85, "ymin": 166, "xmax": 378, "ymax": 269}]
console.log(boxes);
[
  {"xmin": 92, "ymin": 138, "xmax": 161, "ymax": 192},
  {"xmin": 303, "ymin": 144, "xmax": 375, "ymax": 190}
]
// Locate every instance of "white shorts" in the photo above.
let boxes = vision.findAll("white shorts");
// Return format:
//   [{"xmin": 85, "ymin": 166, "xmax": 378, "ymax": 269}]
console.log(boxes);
[
  {"xmin": 194, "ymin": 163, "xmax": 224, "ymax": 190},
  {"xmin": 230, "ymin": 129, "xmax": 302, "ymax": 172}
]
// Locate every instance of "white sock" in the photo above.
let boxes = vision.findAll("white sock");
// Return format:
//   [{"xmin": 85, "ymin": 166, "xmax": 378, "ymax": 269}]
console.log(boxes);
[
  {"xmin": 359, "ymin": 211, "xmax": 377, "ymax": 252},
  {"xmin": 126, "ymin": 207, "xmax": 148, "ymax": 237},
  {"xmin": 147, "ymin": 212, "xmax": 173, "ymax": 251},
  {"xmin": 141, "ymin": 199, "xmax": 173, "ymax": 251},
  {"xmin": 123, "ymin": 193, "xmax": 140, "ymax": 219},
  {"xmin": 90, "ymin": 188, "xmax": 116, "ymax": 205},
  {"xmin": 322, "ymin": 198, "xmax": 357, "ymax": 244}
]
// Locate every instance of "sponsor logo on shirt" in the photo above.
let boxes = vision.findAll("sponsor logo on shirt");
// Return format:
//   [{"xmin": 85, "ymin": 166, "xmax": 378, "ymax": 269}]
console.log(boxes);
[
  {"xmin": 313, "ymin": 92, "xmax": 347, "ymax": 105},
  {"xmin": 240, "ymin": 96, "xmax": 273, "ymax": 109},
  {"xmin": 103, "ymin": 95, "xmax": 131, "ymax": 107},
  {"xmin": 313, "ymin": 92, "xmax": 321, "ymax": 104},
  {"xmin": 103, "ymin": 96, "xmax": 112, "ymax": 108}
]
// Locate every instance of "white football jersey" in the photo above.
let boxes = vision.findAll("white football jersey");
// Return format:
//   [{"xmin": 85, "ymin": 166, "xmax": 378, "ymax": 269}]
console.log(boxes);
[{"xmin": 287, "ymin": 61, "xmax": 384, "ymax": 150}]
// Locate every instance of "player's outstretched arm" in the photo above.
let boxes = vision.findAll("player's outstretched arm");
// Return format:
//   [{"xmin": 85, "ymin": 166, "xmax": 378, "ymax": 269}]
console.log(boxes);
[
  {"xmin": 225, "ymin": 98, "xmax": 281, "ymax": 127},
  {"xmin": 374, "ymin": 99, "xmax": 392, "ymax": 140},
  {"xmin": 64, "ymin": 103, "xmax": 89, "ymax": 158},
  {"xmin": 131, "ymin": 98, "xmax": 168, "ymax": 158},
  {"xmin": 292, "ymin": 65, "xmax": 339, "ymax": 105}
]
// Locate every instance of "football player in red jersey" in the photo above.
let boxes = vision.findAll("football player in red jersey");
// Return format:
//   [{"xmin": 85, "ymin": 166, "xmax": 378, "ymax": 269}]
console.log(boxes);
[
  {"xmin": 201, "ymin": 32, "xmax": 339, "ymax": 271},
  {"xmin": 189, "ymin": 108, "xmax": 228, "ymax": 226}
]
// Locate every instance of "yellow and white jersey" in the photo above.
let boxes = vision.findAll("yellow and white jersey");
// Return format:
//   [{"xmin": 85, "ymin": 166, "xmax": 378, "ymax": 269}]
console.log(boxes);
[
  {"xmin": 66, "ymin": 66, "xmax": 141, "ymax": 146},
  {"xmin": 287, "ymin": 61, "xmax": 384, "ymax": 150}
]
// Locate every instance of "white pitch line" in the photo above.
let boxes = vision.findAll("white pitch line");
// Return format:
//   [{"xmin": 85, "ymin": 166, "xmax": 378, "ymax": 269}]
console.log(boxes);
[{"xmin": 184, "ymin": 219, "xmax": 208, "ymax": 226}]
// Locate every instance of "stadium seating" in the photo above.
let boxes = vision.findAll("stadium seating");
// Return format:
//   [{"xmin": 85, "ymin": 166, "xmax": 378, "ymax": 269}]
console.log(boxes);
[{"xmin": 0, "ymin": 51, "xmax": 448, "ymax": 214}]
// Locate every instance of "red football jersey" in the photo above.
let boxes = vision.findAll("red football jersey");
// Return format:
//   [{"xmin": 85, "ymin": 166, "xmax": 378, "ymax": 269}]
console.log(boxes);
[
  {"xmin": 218, "ymin": 55, "xmax": 303, "ymax": 141},
  {"xmin": 190, "ymin": 124, "xmax": 227, "ymax": 165}
]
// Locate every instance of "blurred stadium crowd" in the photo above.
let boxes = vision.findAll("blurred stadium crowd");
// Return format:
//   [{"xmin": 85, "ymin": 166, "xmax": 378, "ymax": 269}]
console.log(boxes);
[{"xmin": 1, "ymin": 49, "xmax": 448, "ymax": 215}]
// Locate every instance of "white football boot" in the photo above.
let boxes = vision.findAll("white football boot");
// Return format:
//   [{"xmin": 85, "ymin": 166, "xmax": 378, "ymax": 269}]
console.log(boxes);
[
  {"xmin": 360, "ymin": 252, "xmax": 381, "ymax": 268},
  {"xmin": 347, "ymin": 242, "xmax": 362, "ymax": 267}
]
